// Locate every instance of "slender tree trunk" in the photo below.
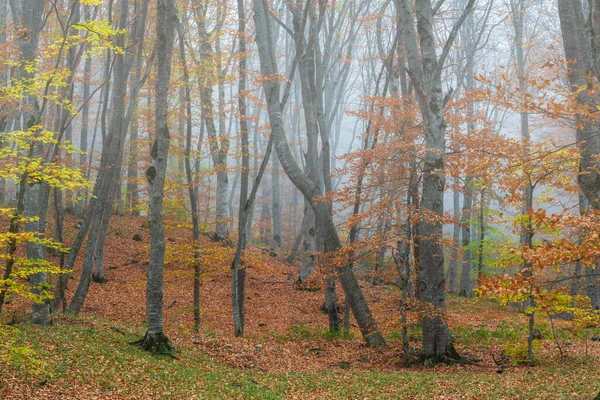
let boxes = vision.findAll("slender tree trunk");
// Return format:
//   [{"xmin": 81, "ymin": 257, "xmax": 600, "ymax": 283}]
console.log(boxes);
[
  {"xmin": 24, "ymin": 171, "xmax": 52, "ymax": 325},
  {"xmin": 459, "ymin": 182, "xmax": 473, "ymax": 297},
  {"xmin": 194, "ymin": 2, "xmax": 229, "ymax": 241},
  {"xmin": 126, "ymin": 113, "xmax": 139, "ymax": 215},
  {"xmin": 176, "ymin": 14, "xmax": 201, "ymax": 333},
  {"xmin": 52, "ymin": 187, "xmax": 67, "ymax": 312},
  {"xmin": 448, "ymin": 187, "xmax": 460, "ymax": 293},
  {"xmin": 75, "ymin": 28, "xmax": 92, "ymax": 218},
  {"xmin": 272, "ymin": 151, "xmax": 282, "ymax": 251},
  {"xmin": 232, "ymin": 0, "xmax": 250, "ymax": 337},
  {"xmin": 137, "ymin": 0, "xmax": 176, "ymax": 352},
  {"xmin": 477, "ymin": 190, "xmax": 486, "ymax": 280}
]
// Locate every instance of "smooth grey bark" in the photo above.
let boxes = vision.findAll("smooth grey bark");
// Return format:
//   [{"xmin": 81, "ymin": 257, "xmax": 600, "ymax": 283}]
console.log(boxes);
[
  {"xmin": 253, "ymin": 0, "xmax": 385, "ymax": 347},
  {"xmin": 193, "ymin": 1, "xmax": 229, "ymax": 241},
  {"xmin": 448, "ymin": 186, "xmax": 460, "ymax": 293},
  {"xmin": 137, "ymin": 0, "xmax": 176, "ymax": 352},
  {"xmin": 558, "ymin": 0, "xmax": 600, "ymax": 309},
  {"xmin": 246, "ymin": 113, "xmax": 260, "ymax": 242},
  {"xmin": 571, "ymin": 195, "xmax": 587, "ymax": 296},
  {"xmin": 126, "ymin": 112, "xmax": 140, "ymax": 215},
  {"xmin": 272, "ymin": 151, "xmax": 282, "ymax": 251},
  {"xmin": 259, "ymin": 181, "xmax": 272, "ymax": 242},
  {"xmin": 92, "ymin": 188, "xmax": 114, "ymax": 283},
  {"xmin": 51, "ymin": 187, "xmax": 67, "ymax": 312},
  {"xmin": 232, "ymin": 0, "xmax": 250, "ymax": 337},
  {"xmin": 459, "ymin": 181, "xmax": 473, "ymax": 297},
  {"xmin": 24, "ymin": 176, "xmax": 51, "ymax": 325},
  {"xmin": 74, "ymin": 24, "xmax": 92, "ymax": 218},
  {"xmin": 395, "ymin": 0, "xmax": 475, "ymax": 361},
  {"xmin": 176, "ymin": 15, "xmax": 201, "ymax": 333},
  {"xmin": 299, "ymin": 203, "xmax": 316, "ymax": 282}
]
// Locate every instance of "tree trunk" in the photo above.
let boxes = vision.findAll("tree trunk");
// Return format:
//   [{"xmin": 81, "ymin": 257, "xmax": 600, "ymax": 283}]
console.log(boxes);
[
  {"xmin": 459, "ymin": 182, "xmax": 473, "ymax": 297},
  {"xmin": 272, "ymin": 151, "xmax": 282, "ymax": 251},
  {"xmin": 253, "ymin": 0, "xmax": 385, "ymax": 347},
  {"xmin": 75, "ymin": 31, "xmax": 92, "ymax": 218},
  {"xmin": 395, "ymin": 0, "xmax": 475, "ymax": 360},
  {"xmin": 299, "ymin": 203, "xmax": 316, "ymax": 282},
  {"xmin": 24, "ymin": 176, "xmax": 52, "ymax": 325},
  {"xmin": 194, "ymin": 2, "xmax": 229, "ymax": 241},
  {"xmin": 137, "ymin": 0, "xmax": 175, "ymax": 352},
  {"xmin": 176, "ymin": 13, "xmax": 201, "ymax": 333},
  {"xmin": 448, "ymin": 188, "xmax": 460, "ymax": 293},
  {"xmin": 477, "ymin": 190, "xmax": 486, "ymax": 280}
]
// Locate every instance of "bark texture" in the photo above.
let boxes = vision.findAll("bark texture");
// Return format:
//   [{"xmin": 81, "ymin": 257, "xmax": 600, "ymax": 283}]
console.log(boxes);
[
  {"xmin": 138, "ymin": 0, "xmax": 176, "ymax": 352},
  {"xmin": 395, "ymin": 0, "xmax": 475, "ymax": 361}
]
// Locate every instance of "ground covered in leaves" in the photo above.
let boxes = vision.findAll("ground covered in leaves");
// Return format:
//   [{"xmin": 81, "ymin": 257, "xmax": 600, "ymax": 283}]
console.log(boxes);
[{"xmin": 2, "ymin": 215, "xmax": 600, "ymax": 398}]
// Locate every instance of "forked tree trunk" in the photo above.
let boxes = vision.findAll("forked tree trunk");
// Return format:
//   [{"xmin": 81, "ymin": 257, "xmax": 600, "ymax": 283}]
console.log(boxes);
[{"xmin": 253, "ymin": 0, "xmax": 385, "ymax": 347}]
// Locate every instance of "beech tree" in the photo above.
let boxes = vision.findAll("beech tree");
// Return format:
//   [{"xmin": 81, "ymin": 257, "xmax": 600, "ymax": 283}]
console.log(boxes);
[
  {"xmin": 395, "ymin": 0, "xmax": 476, "ymax": 361},
  {"xmin": 253, "ymin": 0, "xmax": 385, "ymax": 347},
  {"xmin": 558, "ymin": 0, "xmax": 600, "ymax": 309},
  {"xmin": 136, "ymin": 0, "xmax": 176, "ymax": 352}
]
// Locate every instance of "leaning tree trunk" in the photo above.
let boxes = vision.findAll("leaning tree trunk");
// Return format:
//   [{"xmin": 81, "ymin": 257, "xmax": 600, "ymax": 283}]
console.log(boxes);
[
  {"xmin": 13, "ymin": 0, "xmax": 48, "ymax": 324},
  {"xmin": 136, "ymin": 0, "xmax": 176, "ymax": 352},
  {"xmin": 69, "ymin": 0, "xmax": 150, "ymax": 313},
  {"xmin": 253, "ymin": 0, "xmax": 385, "ymax": 347},
  {"xmin": 69, "ymin": 0, "xmax": 130, "ymax": 313}
]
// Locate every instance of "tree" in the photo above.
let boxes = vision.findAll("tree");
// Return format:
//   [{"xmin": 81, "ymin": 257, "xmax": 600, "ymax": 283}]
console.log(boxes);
[
  {"xmin": 557, "ymin": 0, "xmax": 600, "ymax": 309},
  {"xmin": 192, "ymin": 0, "xmax": 230, "ymax": 242},
  {"xmin": 68, "ymin": 0, "xmax": 150, "ymax": 313},
  {"xmin": 136, "ymin": 0, "xmax": 176, "ymax": 352},
  {"xmin": 395, "ymin": 0, "xmax": 475, "ymax": 362}
]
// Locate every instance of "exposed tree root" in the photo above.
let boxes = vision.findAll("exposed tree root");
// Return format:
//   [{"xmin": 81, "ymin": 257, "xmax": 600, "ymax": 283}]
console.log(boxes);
[
  {"xmin": 406, "ymin": 344, "xmax": 474, "ymax": 367},
  {"xmin": 131, "ymin": 331, "xmax": 173, "ymax": 356}
]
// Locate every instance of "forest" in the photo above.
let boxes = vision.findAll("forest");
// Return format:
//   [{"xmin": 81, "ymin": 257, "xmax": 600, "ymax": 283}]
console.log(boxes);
[{"xmin": 1, "ymin": 0, "xmax": 600, "ymax": 398}]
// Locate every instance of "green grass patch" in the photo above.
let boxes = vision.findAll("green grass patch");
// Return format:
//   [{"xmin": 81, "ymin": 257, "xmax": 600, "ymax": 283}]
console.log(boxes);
[{"xmin": 2, "ymin": 315, "xmax": 600, "ymax": 399}]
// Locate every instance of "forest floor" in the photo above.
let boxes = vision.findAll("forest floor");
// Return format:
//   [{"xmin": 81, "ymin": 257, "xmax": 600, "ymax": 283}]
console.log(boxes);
[{"xmin": 1, "ymin": 215, "xmax": 600, "ymax": 399}]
